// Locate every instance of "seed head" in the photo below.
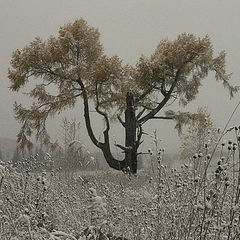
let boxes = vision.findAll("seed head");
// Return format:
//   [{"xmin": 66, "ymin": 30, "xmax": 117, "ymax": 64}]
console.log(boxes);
[
  {"xmin": 193, "ymin": 154, "xmax": 198, "ymax": 159},
  {"xmin": 194, "ymin": 178, "xmax": 199, "ymax": 183},
  {"xmin": 148, "ymin": 148, "xmax": 153, "ymax": 155},
  {"xmin": 206, "ymin": 154, "xmax": 211, "ymax": 160}
]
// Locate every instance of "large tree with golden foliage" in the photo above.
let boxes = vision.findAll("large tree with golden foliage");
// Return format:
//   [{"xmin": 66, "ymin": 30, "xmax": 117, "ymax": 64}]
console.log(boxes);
[{"xmin": 8, "ymin": 19, "xmax": 238, "ymax": 173}]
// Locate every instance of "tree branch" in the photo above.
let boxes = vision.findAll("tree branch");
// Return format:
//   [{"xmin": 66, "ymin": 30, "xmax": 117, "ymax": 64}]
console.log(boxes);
[
  {"xmin": 135, "ymin": 84, "xmax": 157, "ymax": 104},
  {"xmin": 138, "ymin": 72, "xmax": 180, "ymax": 125},
  {"xmin": 77, "ymin": 78, "xmax": 102, "ymax": 148},
  {"xmin": 151, "ymin": 116, "xmax": 173, "ymax": 120},
  {"xmin": 139, "ymin": 105, "xmax": 155, "ymax": 111},
  {"xmin": 117, "ymin": 115, "xmax": 126, "ymax": 127},
  {"xmin": 136, "ymin": 108, "xmax": 146, "ymax": 120},
  {"xmin": 115, "ymin": 144, "xmax": 132, "ymax": 152},
  {"xmin": 160, "ymin": 79, "xmax": 167, "ymax": 96},
  {"xmin": 136, "ymin": 124, "xmax": 144, "ymax": 149},
  {"xmin": 95, "ymin": 82, "xmax": 111, "ymax": 144},
  {"xmin": 78, "ymin": 80, "xmax": 128, "ymax": 171}
]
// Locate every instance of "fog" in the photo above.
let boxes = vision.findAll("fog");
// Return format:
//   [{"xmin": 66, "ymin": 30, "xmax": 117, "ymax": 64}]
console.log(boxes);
[{"xmin": 0, "ymin": 0, "xmax": 240, "ymax": 154}]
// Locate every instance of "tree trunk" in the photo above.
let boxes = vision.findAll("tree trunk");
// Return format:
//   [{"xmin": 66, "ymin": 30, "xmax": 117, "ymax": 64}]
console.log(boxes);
[
  {"xmin": 125, "ymin": 92, "xmax": 137, "ymax": 174},
  {"xmin": 81, "ymin": 80, "xmax": 139, "ymax": 173}
]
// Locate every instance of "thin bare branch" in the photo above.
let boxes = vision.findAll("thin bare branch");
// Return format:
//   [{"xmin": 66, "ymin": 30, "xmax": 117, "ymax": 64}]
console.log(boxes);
[
  {"xmin": 115, "ymin": 144, "xmax": 132, "ymax": 152},
  {"xmin": 117, "ymin": 115, "xmax": 126, "ymax": 127}
]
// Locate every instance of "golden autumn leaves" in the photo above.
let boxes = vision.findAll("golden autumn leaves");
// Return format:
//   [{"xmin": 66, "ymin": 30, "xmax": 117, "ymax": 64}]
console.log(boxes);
[{"xmin": 8, "ymin": 18, "xmax": 236, "ymax": 150}]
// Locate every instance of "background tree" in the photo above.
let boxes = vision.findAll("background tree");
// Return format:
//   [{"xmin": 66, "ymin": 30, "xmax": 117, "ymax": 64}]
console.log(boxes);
[
  {"xmin": 12, "ymin": 147, "xmax": 21, "ymax": 166},
  {"xmin": 34, "ymin": 146, "xmax": 45, "ymax": 165},
  {"xmin": 8, "ymin": 19, "xmax": 238, "ymax": 173},
  {"xmin": 59, "ymin": 117, "xmax": 94, "ymax": 174},
  {"xmin": 180, "ymin": 108, "xmax": 219, "ymax": 165},
  {"xmin": 0, "ymin": 147, "xmax": 3, "ymax": 161}
]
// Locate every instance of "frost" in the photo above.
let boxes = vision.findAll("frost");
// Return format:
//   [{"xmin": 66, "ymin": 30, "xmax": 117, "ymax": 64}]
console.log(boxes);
[
  {"xmin": 16, "ymin": 214, "xmax": 31, "ymax": 226},
  {"xmin": 205, "ymin": 201, "xmax": 212, "ymax": 210},
  {"xmin": 0, "ymin": 163, "xmax": 5, "ymax": 177},
  {"xmin": 88, "ymin": 188, "xmax": 107, "ymax": 227},
  {"xmin": 1, "ymin": 138, "xmax": 240, "ymax": 239},
  {"xmin": 51, "ymin": 230, "xmax": 77, "ymax": 240}
]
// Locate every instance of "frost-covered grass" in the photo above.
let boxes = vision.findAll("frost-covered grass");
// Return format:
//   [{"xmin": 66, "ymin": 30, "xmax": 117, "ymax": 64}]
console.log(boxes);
[{"xmin": 1, "ymin": 137, "xmax": 240, "ymax": 239}]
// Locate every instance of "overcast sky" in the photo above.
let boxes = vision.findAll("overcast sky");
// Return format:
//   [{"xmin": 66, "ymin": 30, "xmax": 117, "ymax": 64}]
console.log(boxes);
[{"xmin": 0, "ymin": 0, "xmax": 240, "ymax": 153}]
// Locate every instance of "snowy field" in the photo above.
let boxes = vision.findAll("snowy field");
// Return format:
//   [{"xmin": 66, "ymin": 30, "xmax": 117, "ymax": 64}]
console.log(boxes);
[{"xmin": 0, "ymin": 142, "xmax": 240, "ymax": 240}]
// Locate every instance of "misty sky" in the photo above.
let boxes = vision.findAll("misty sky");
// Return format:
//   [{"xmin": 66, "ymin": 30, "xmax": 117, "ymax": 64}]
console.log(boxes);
[{"xmin": 0, "ymin": 0, "xmax": 240, "ymax": 153}]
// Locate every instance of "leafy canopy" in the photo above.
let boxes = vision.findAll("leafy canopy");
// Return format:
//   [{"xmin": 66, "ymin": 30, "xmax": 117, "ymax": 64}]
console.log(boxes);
[{"xmin": 8, "ymin": 19, "xmax": 237, "ymax": 149}]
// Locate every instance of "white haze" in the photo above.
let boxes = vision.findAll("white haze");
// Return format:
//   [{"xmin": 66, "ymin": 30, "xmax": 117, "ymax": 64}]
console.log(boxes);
[{"xmin": 0, "ymin": 0, "xmax": 240, "ymax": 154}]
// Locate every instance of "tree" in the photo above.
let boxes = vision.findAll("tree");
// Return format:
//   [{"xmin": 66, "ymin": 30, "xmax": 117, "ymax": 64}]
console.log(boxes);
[
  {"xmin": 8, "ymin": 19, "xmax": 238, "ymax": 174},
  {"xmin": 59, "ymin": 117, "xmax": 94, "ymax": 172},
  {"xmin": 180, "ymin": 108, "xmax": 219, "ymax": 164},
  {"xmin": 12, "ymin": 147, "xmax": 21, "ymax": 166},
  {"xmin": 0, "ymin": 147, "xmax": 3, "ymax": 161}
]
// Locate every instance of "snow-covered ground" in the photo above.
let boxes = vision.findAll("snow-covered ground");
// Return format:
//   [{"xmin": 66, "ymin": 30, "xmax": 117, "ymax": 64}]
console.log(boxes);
[{"xmin": 1, "ymin": 150, "xmax": 240, "ymax": 240}]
